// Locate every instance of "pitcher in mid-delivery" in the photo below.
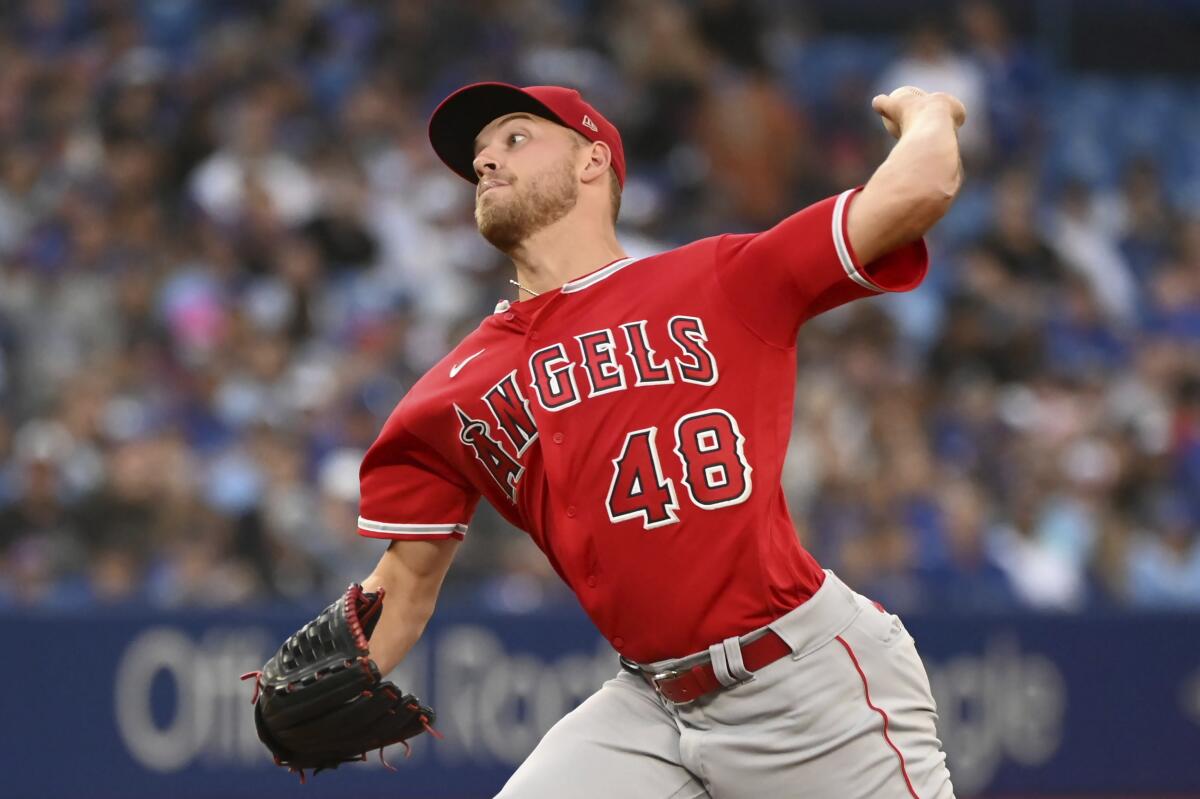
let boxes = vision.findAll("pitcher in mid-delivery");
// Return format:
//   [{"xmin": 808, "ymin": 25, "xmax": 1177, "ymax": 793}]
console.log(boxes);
[{"xmin": 356, "ymin": 82, "xmax": 965, "ymax": 798}]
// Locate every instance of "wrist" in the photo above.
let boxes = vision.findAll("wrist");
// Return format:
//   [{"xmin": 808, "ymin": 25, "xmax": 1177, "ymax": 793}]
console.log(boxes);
[
  {"xmin": 898, "ymin": 105, "xmax": 959, "ymax": 138},
  {"xmin": 910, "ymin": 99, "xmax": 955, "ymax": 123},
  {"xmin": 906, "ymin": 95, "xmax": 965, "ymax": 130},
  {"xmin": 362, "ymin": 572, "xmax": 393, "ymax": 595}
]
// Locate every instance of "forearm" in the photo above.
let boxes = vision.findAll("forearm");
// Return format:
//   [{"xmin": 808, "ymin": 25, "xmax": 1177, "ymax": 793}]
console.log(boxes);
[
  {"xmin": 361, "ymin": 577, "xmax": 434, "ymax": 675},
  {"xmin": 850, "ymin": 101, "xmax": 964, "ymax": 264},
  {"xmin": 875, "ymin": 107, "xmax": 963, "ymax": 214},
  {"xmin": 361, "ymin": 539, "xmax": 459, "ymax": 674}
]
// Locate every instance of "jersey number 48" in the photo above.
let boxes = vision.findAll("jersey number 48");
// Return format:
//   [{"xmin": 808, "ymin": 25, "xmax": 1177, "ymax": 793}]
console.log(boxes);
[{"xmin": 606, "ymin": 408, "xmax": 752, "ymax": 529}]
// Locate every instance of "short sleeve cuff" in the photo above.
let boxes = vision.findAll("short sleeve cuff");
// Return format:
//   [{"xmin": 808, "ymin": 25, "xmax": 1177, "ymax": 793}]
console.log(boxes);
[
  {"xmin": 357, "ymin": 517, "xmax": 468, "ymax": 541},
  {"xmin": 832, "ymin": 188, "xmax": 929, "ymax": 294}
]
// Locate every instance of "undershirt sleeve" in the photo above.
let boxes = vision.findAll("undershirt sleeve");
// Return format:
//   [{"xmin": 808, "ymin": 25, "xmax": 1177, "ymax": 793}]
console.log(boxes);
[
  {"xmin": 358, "ymin": 414, "xmax": 481, "ymax": 542},
  {"xmin": 714, "ymin": 188, "xmax": 929, "ymax": 348}
]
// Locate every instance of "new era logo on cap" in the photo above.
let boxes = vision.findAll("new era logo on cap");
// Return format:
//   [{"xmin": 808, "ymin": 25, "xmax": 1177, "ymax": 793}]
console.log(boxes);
[{"xmin": 582, "ymin": 115, "xmax": 599, "ymax": 133}]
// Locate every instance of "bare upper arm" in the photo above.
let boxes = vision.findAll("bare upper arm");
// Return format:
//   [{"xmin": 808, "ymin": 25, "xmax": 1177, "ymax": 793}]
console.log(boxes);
[
  {"xmin": 847, "ymin": 103, "xmax": 964, "ymax": 266},
  {"xmin": 844, "ymin": 180, "xmax": 941, "ymax": 268},
  {"xmin": 366, "ymin": 538, "xmax": 461, "ymax": 604}
]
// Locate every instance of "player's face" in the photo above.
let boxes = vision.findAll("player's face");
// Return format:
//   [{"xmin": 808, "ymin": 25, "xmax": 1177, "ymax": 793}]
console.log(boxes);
[{"xmin": 472, "ymin": 113, "xmax": 580, "ymax": 252}]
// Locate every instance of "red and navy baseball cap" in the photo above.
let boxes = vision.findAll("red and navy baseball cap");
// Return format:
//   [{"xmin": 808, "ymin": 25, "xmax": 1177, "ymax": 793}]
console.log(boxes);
[{"xmin": 428, "ymin": 82, "xmax": 626, "ymax": 188}]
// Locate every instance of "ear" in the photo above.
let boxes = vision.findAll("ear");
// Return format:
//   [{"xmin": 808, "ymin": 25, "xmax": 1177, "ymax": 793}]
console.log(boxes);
[{"xmin": 579, "ymin": 140, "xmax": 612, "ymax": 187}]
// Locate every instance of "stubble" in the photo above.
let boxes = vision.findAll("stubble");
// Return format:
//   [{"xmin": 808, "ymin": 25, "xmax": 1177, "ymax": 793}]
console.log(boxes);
[{"xmin": 475, "ymin": 158, "xmax": 579, "ymax": 252}]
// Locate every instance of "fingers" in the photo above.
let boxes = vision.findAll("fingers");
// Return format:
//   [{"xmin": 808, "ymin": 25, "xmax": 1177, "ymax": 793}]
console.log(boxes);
[
  {"xmin": 873, "ymin": 86, "xmax": 924, "ymax": 114},
  {"xmin": 875, "ymin": 85, "xmax": 926, "ymax": 113},
  {"xmin": 873, "ymin": 87, "xmax": 967, "ymax": 132},
  {"xmin": 871, "ymin": 93, "xmax": 898, "ymax": 121},
  {"xmin": 872, "ymin": 95, "xmax": 901, "ymax": 139}
]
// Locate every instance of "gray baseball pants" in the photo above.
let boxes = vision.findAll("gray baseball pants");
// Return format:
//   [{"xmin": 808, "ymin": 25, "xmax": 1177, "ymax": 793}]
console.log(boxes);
[{"xmin": 495, "ymin": 570, "xmax": 955, "ymax": 798}]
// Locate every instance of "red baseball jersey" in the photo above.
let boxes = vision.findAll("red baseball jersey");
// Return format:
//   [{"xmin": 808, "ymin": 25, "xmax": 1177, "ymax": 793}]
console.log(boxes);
[{"xmin": 358, "ymin": 188, "xmax": 927, "ymax": 662}]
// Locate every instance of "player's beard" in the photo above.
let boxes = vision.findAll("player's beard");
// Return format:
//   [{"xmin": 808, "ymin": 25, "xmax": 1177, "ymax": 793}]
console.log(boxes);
[{"xmin": 475, "ymin": 157, "xmax": 579, "ymax": 252}]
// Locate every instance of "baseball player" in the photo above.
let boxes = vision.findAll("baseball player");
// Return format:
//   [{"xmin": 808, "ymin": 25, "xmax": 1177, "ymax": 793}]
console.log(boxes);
[{"xmin": 249, "ymin": 82, "xmax": 964, "ymax": 797}]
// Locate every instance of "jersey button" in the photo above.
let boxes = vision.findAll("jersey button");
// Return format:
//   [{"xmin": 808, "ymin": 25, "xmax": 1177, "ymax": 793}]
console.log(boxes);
[
  {"xmin": 566, "ymin": 505, "xmax": 576, "ymax": 517},
  {"xmin": 612, "ymin": 636, "xmax": 625, "ymax": 649},
  {"xmin": 586, "ymin": 575, "xmax": 597, "ymax": 588},
  {"xmin": 530, "ymin": 331, "xmax": 540, "ymax": 341},
  {"xmin": 503, "ymin": 312, "xmax": 515, "ymax": 322},
  {"xmin": 552, "ymin": 432, "xmax": 564, "ymax": 444}
]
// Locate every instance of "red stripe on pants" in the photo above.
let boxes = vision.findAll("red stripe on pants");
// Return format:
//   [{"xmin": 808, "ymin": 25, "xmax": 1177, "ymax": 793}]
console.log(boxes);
[{"xmin": 835, "ymin": 635, "xmax": 920, "ymax": 799}]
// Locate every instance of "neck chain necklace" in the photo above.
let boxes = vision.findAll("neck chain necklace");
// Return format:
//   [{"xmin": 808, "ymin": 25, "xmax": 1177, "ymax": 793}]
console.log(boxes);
[{"xmin": 509, "ymin": 279, "xmax": 541, "ymax": 298}]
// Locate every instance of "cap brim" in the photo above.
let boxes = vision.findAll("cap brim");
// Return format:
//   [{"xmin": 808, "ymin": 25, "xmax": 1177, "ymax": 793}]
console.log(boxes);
[{"xmin": 428, "ymin": 82, "xmax": 566, "ymax": 184}]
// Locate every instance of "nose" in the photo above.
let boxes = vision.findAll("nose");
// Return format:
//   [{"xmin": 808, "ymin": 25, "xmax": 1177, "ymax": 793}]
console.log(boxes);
[{"xmin": 473, "ymin": 148, "xmax": 499, "ymax": 180}]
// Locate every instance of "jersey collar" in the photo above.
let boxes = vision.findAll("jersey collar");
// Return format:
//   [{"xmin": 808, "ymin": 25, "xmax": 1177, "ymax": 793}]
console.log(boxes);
[
  {"xmin": 561, "ymin": 257, "xmax": 640, "ymax": 293},
  {"xmin": 493, "ymin": 256, "xmax": 642, "ymax": 314}
]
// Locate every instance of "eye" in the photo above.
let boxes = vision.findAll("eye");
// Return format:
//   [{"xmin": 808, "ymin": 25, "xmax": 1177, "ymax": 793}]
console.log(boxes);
[{"xmin": 507, "ymin": 132, "xmax": 527, "ymax": 147}]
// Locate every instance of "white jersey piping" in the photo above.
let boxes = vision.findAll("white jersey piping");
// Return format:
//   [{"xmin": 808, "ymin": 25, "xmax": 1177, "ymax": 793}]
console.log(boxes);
[
  {"xmin": 561, "ymin": 257, "xmax": 641, "ymax": 293},
  {"xmin": 358, "ymin": 517, "xmax": 468, "ymax": 536},
  {"xmin": 832, "ymin": 188, "xmax": 884, "ymax": 293}
]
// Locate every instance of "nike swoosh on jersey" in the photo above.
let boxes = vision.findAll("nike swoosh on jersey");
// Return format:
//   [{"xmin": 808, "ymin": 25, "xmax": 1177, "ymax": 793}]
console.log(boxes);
[{"xmin": 449, "ymin": 349, "xmax": 486, "ymax": 378}]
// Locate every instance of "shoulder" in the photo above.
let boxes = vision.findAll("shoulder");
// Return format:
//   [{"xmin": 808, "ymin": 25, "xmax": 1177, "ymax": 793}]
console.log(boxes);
[
  {"xmin": 581, "ymin": 237, "xmax": 723, "ymax": 288},
  {"xmin": 413, "ymin": 318, "xmax": 498, "ymax": 388},
  {"xmin": 378, "ymin": 322, "xmax": 496, "ymax": 430},
  {"xmin": 630, "ymin": 236, "xmax": 726, "ymax": 271},
  {"xmin": 647, "ymin": 235, "xmax": 723, "ymax": 265}
]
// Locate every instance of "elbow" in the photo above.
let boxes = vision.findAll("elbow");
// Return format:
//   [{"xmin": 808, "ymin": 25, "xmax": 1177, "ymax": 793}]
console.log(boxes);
[
  {"xmin": 887, "ymin": 195, "xmax": 946, "ymax": 244},
  {"xmin": 935, "ymin": 159, "xmax": 965, "ymax": 206},
  {"xmin": 403, "ymin": 595, "xmax": 439, "ymax": 629},
  {"xmin": 906, "ymin": 170, "xmax": 961, "ymax": 236},
  {"xmin": 919, "ymin": 187, "xmax": 956, "ymax": 226},
  {"xmin": 854, "ymin": 155, "xmax": 963, "ymax": 255},
  {"xmin": 931, "ymin": 156, "xmax": 964, "ymax": 209}
]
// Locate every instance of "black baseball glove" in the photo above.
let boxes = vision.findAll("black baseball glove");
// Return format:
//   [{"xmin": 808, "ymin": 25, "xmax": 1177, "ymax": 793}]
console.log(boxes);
[{"xmin": 242, "ymin": 583, "xmax": 438, "ymax": 781}]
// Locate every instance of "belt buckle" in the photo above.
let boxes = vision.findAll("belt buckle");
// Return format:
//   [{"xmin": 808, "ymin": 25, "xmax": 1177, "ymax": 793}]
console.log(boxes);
[{"xmin": 650, "ymin": 668, "xmax": 681, "ymax": 694}]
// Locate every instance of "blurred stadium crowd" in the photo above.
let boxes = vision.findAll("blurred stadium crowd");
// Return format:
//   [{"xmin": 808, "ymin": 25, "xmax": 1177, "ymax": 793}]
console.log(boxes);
[{"xmin": 1, "ymin": 0, "xmax": 1198, "ymax": 614}]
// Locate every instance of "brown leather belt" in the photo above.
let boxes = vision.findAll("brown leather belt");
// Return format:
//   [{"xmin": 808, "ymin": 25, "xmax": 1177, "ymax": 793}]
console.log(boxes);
[{"xmin": 625, "ymin": 630, "xmax": 793, "ymax": 704}]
